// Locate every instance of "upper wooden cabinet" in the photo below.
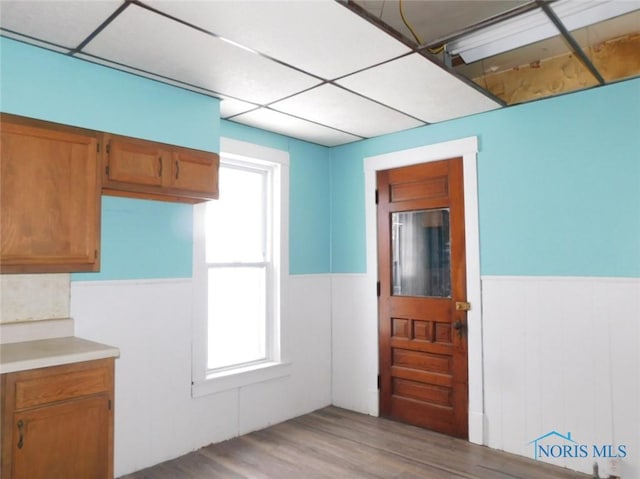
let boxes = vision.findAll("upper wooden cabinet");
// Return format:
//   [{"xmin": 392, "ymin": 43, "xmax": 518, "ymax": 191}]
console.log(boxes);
[
  {"xmin": 0, "ymin": 114, "xmax": 101, "ymax": 274},
  {"xmin": 102, "ymin": 133, "xmax": 219, "ymax": 202},
  {"xmin": 102, "ymin": 135, "xmax": 164, "ymax": 188},
  {"xmin": 0, "ymin": 114, "xmax": 219, "ymax": 273}
]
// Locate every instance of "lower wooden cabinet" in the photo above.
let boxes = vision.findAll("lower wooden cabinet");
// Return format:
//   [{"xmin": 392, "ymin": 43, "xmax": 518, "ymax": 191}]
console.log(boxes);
[{"xmin": 1, "ymin": 359, "xmax": 115, "ymax": 479}]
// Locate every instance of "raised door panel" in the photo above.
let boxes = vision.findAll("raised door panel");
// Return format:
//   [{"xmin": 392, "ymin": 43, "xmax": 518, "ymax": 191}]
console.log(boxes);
[
  {"xmin": 169, "ymin": 148, "xmax": 219, "ymax": 199},
  {"xmin": 0, "ymin": 117, "xmax": 101, "ymax": 273},
  {"xmin": 104, "ymin": 135, "xmax": 165, "ymax": 188},
  {"xmin": 12, "ymin": 395, "xmax": 111, "ymax": 479}
]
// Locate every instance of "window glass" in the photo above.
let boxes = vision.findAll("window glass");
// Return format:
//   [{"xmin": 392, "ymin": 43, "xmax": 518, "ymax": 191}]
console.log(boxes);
[
  {"xmin": 206, "ymin": 167, "xmax": 266, "ymax": 264},
  {"xmin": 207, "ymin": 266, "xmax": 266, "ymax": 370},
  {"xmin": 205, "ymin": 163, "xmax": 271, "ymax": 371}
]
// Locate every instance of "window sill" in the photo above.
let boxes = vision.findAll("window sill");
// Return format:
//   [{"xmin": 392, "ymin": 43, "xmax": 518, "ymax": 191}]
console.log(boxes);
[{"xmin": 191, "ymin": 361, "xmax": 292, "ymax": 398}]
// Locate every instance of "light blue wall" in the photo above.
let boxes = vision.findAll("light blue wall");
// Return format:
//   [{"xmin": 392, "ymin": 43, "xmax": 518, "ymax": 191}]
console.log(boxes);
[
  {"xmin": 3, "ymin": 38, "xmax": 638, "ymax": 279},
  {"xmin": 220, "ymin": 121, "xmax": 331, "ymax": 274},
  {"xmin": 331, "ymin": 78, "xmax": 640, "ymax": 277},
  {"xmin": 1, "ymin": 38, "xmax": 330, "ymax": 278},
  {"xmin": 1, "ymin": 38, "xmax": 218, "ymax": 281},
  {"xmin": 0, "ymin": 39, "xmax": 219, "ymax": 152},
  {"xmin": 92, "ymin": 197, "xmax": 194, "ymax": 280}
]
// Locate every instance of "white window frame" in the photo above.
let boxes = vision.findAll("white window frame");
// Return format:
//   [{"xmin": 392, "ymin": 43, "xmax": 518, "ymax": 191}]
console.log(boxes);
[{"xmin": 191, "ymin": 138, "xmax": 291, "ymax": 398}]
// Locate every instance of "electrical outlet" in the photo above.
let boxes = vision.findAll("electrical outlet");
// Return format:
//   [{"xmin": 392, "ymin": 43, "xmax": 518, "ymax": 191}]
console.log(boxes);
[{"xmin": 608, "ymin": 457, "xmax": 621, "ymax": 478}]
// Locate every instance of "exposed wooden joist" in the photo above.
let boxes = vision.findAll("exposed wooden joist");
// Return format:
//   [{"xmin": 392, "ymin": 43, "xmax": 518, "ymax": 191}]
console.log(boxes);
[{"xmin": 474, "ymin": 33, "xmax": 640, "ymax": 105}]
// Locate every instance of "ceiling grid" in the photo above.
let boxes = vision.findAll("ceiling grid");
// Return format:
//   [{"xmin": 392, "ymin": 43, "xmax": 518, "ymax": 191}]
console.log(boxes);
[{"xmin": 0, "ymin": 0, "xmax": 637, "ymax": 146}]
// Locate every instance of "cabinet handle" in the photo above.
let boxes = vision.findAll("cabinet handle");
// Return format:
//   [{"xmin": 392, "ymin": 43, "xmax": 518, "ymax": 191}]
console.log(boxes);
[
  {"xmin": 158, "ymin": 157, "xmax": 163, "ymax": 177},
  {"xmin": 17, "ymin": 419, "xmax": 24, "ymax": 449},
  {"xmin": 175, "ymin": 160, "xmax": 180, "ymax": 180}
]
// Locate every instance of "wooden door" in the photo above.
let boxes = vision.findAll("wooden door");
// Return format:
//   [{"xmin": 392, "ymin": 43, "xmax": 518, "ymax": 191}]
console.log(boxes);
[
  {"xmin": 0, "ymin": 116, "xmax": 101, "ymax": 273},
  {"xmin": 12, "ymin": 395, "xmax": 111, "ymax": 479},
  {"xmin": 377, "ymin": 158, "xmax": 468, "ymax": 439},
  {"xmin": 169, "ymin": 148, "xmax": 219, "ymax": 198}
]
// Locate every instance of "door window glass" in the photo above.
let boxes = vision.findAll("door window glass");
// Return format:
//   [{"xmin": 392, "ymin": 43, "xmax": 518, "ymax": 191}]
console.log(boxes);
[{"xmin": 391, "ymin": 208, "xmax": 451, "ymax": 297}]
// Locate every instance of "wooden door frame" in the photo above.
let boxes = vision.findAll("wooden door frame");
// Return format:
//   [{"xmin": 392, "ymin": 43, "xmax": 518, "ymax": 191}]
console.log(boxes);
[{"xmin": 364, "ymin": 136, "xmax": 484, "ymax": 445}]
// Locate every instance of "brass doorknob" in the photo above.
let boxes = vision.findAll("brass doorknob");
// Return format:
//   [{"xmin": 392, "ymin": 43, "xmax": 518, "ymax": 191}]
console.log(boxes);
[{"xmin": 453, "ymin": 320, "xmax": 467, "ymax": 339}]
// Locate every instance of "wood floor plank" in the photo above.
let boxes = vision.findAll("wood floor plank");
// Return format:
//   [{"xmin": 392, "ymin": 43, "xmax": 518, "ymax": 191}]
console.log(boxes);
[
  {"xmin": 290, "ymin": 414, "xmax": 511, "ymax": 479},
  {"xmin": 256, "ymin": 421, "xmax": 465, "ymax": 479},
  {"xmin": 296, "ymin": 408, "xmax": 584, "ymax": 479},
  {"xmin": 291, "ymin": 410, "xmax": 501, "ymax": 478},
  {"xmin": 120, "ymin": 407, "xmax": 590, "ymax": 479}
]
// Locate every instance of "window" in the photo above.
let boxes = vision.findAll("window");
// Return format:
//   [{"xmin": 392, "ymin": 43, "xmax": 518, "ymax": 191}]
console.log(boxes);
[
  {"xmin": 192, "ymin": 138, "xmax": 290, "ymax": 397},
  {"xmin": 206, "ymin": 163, "xmax": 270, "ymax": 369}
]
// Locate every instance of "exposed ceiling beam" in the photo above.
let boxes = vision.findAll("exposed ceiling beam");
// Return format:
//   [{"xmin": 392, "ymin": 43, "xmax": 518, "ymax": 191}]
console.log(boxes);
[
  {"xmin": 536, "ymin": 0, "xmax": 606, "ymax": 85},
  {"xmin": 474, "ymin": 32, "xmax": 639, "ymax": 104}
]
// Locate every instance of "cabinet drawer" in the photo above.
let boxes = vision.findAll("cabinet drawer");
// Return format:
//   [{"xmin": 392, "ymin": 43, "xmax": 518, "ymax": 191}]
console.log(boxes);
[{"xmin": 14, "ymin": 363, "xmax": 111, "ymax": 410}]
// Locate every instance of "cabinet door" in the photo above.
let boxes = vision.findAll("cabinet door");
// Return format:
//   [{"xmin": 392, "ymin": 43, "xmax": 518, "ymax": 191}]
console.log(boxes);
[
  {"xmin": 12, "ymin": 395, "xmax": 111, "ymax": 479},
  {"xmin": 0, "ymin": 117, "xmax": 101, "ymax": 273},
  {"xmin": 104, "ymin": 135, "xmax": 165, "ymax": 187},
  {"xmin": 169, "ymin": 148, "xmax": 219, "ymax": 199}
]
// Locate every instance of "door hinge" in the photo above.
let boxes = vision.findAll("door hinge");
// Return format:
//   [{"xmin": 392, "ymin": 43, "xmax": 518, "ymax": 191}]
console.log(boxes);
[
  {"xmin": 106, "ymin": 141, "xmax": 111, "ymax": 154},
  {"xmin": 94, "ymin": 249, "xmax": 98, "ymax": 260},
  {"xmin": 108, "ymin": 399, "xmax": 112, "ymax": 410},
  {"xmin": 97, "ymin": 143, "xmax": 100, "ymax": 153},
  {"xmin": 376, "ymin": 281, "xmax": 381, "ymax": 297},
  {"xmin": 375, "ymin": 189, "xmax": 379, "ymax": 204},
  {"xmin": 377, "ymin": 374, "xmax": 381, "ymax": 390},
  {"xmin": 105, "ymin": 163, "xmax": 110, "ymax": 176}
]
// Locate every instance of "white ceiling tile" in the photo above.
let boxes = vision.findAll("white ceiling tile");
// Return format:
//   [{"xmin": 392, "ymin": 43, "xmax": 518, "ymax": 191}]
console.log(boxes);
[
  {"xmin": 271, "ymin": 84, "xmax": 424, "ymax": 138},
  {"xmin": 233, "ymin": 108, "xmax": 361, "ymax": 147},
  {"xmin": 219, "ymin": 98, "xmax": 258, "ymax": 118},
  {"xmin": 82, "ymin": 4, "xmax": 320, "ymax": 104},
  {"xmin": 0, "ymin": 0, "xmax": 122, "ymax": 49},
  {"xmin": 145, "ymin": 0, "xmax": 411, "ymax": 79},
  {"xmin": 337, "ymin": 53, "xmax": 501, "ymax": 123},
  {"xmin": 74, "ymin": 53, "xmax": 222, "ymax": 98}
]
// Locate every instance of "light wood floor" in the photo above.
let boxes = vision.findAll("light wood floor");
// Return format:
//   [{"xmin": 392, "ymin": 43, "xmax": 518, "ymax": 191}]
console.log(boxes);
[{"xmin": 120, "ymin": 406, "xmax": 590, "ymax": 479}]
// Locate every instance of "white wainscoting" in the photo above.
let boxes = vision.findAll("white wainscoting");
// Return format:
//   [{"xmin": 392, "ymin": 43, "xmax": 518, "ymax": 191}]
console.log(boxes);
[
  {"xmin": 70, "ymin": 274, "xmax": 638, "ymax": 477},
  {"xmin": 331, "ymin": 273, "xmax": 378, "ymax": 416},
  {"xmin": 330, "ymin": 273, "xmax": 639, "ymax": 478},
  {"xmin": 482, "ymin": 276, "xmax": 639, "ymax": 477},
  {"xmin": 71, "ymin": 274, "xmax": 332, "ymax": 477}
]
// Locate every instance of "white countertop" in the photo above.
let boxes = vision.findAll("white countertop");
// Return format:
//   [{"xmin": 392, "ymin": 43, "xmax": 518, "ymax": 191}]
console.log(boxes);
[{"xmin": 0, "ymin": 336, "xmax": 120, "ymax": 374}]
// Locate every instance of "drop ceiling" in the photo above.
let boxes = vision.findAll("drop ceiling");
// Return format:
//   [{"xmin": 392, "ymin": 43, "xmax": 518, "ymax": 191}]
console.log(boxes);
[{"xmin": 1, "ymin": 0, "xmax": 638, "ymax": 147}]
